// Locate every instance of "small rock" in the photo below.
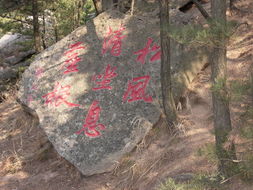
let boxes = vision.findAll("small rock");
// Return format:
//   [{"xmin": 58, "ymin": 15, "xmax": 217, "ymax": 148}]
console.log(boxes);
[{"xmin": 171, "ymin": 173, "xmax": 195, "ymax": 183}]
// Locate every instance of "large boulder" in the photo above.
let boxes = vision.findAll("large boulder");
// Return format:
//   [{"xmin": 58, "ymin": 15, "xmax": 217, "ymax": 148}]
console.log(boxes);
[
  {"xmin": 0, "ymin": 33, "xmax": 35, "ymax": 66},
  {"xmin": 19, "ymin": 11, "xmax": 162, "ymax": 175},
  {"xmin": 18, "ymin": 8, "xmax": 209, "ymax": 175}
]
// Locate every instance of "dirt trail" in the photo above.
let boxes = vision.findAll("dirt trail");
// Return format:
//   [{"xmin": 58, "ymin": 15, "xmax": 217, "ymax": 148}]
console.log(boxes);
[
  {"xmin": 0, "ymin": 0, "xmax": 252, "ymax": 189},
  {"xmin": 0, "ymin": 56, "xmax": 215, "ymax": 190}
]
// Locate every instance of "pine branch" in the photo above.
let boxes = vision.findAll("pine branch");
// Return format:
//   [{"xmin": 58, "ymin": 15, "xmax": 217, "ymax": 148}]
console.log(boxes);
[
  {"xmin": 92, "ymin": 0, "xmax": 99, "ymax": 15},
  {"xmin": 131, "ymin": 0, "xmax": 135, "ymax": 15},
  {"xmin": 192, "ymin": 0, "xmax": 210, "ymax": 20},
  {"xmin": 0, "ymin": 14, "xmax": 32, "ymax": 25}
]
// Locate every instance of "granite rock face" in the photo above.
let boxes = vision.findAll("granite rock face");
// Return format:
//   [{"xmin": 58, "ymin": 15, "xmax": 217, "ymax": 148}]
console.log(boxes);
[
  {"xmin": 0, "ymin": 33, "xmax": 35, "ymax": 66},
  {"xmin": 19, "ymin": 11, "xmax": 162, "ymax": 175},
  {"xmin": 18, "ymin": 9, "xmax": 209, "ymax": 175}
]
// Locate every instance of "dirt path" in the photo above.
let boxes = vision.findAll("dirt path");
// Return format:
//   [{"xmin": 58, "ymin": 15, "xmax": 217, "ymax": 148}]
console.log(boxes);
[
  {"xmin": 0, "ymin": 0, "xmax": 252, "ymax": 189},
  {"xmin": 0, "ymin": 67, "xmax": 215, "ymax": 190}
]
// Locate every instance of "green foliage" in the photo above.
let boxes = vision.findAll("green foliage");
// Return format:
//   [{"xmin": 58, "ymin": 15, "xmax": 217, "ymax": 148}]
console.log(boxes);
[
  {"xmin": 237, "ymin": 105, "xmax": 253, "ymax": 182},
  {"xmin": 229, "ymin": 80, "xmax": 251, "ymax": 101},
  {"xmin": 192, "ymin": 174, "xmax": 224, "ymax": 190},
  {"xmin": 17, "ymin": 66, "xmax": 27, "ymax": 77},
  {"xmin": 208, "ymin": 19, "xmax": 238, "ymax": 46},
  {"xmin": 239, "ymin": 123, "xmax": 253, "ymax": 139},
  {"xmin": 157, "ymin": 178, "xmax": 202, "ymax": 190},
  {"xmin": 15, "ymin": 39, "xmax": 34, "ymax": 51},
  {"xmin": 0, "ymin": 0, "xmax": 96, "ymax": 47},
  {"xmin": 197, "ymin": 142, "xmax": 240, "ymax": 178},
  {"xmin": 210, "ymin": 78, "xmax": 230, "ymax": 102},
  {"xmin": 167, "ymin": 24, "xmax": 208, "ymax": 46},
  {"xmin": 166, "ymin": 19, "xmax": 238, "ymax": 48},
  {"xmin": 197, "ymin": 143, "xmax": 218, "ymax": 164},
  {"xmin": 211, "ymin": 78, "xmax": 226, "ymax": 93},
  {"xmin": 54, "ymin": 0, "xmax": 78, "ymax": 37},
  {"xmin": 239, "ymin": 153, "xmax": 253, "ymax": 182},
  {"xmin": 0, "ymin": 0, "xmax": 35, "ymax": 35},
  {"xmin": 157, "ymin": 174, "xmax": 223, "ymax": 190},
  {"xmin": 53, "ymin": 0, "xmax": 95, "ymax": 39},
  {"xmin": 0, "ymin": 17, "xmax": 25, "ymax": 34},
  {"xmin": 83, "ymin": 0, "xmax": 96, "ymax": 23}
]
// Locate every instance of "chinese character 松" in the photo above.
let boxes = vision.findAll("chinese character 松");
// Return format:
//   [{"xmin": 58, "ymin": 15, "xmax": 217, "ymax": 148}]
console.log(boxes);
[
  {"xmin": 76, "ymin": 100, "xmax": 106, "ymax": 137},
  {"xmin": 134, "ymin": 38, "xmax": 161, "ymax": 65},
  {"xmin": 123, "ymin": 75, "xmax": 153, "ymax": 103}
]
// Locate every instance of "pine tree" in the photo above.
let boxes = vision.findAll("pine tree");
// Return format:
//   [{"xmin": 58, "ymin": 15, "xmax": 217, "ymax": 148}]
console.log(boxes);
[
  {"xmin": 210, "ymin": 0, "xmax": 237, "ymax": 177},
  {"xmin": 159, "ymin": 0, "xmax": 178, "ymax": 129}
]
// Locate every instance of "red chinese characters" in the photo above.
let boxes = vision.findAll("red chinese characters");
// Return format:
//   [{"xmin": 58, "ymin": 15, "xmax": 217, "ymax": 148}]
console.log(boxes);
[
  {"xmin": 65, "ymin": 42, "xmax": 85, "ymax": 55},
  {"xmin": 63, "ymin": 42, "xmax": 85, "ymax": 74},
  {"xmin": 122, "ymin": 75, "xmax": 153, "ymax": 103},
  {"xmin": 35, "ymin": 26, "xmax": 161, "ymax": 139},
  {"xmin": 76, "ymin": 100, "xmax": 105, "ymax": 137},
  {"xmin": 27, "ymin": 69, "xmax": 43, "ymax": 103},
  {"xmin": 27, "ymin": 94, "xmax": 34, "ymax": 103},
  {"xmin": 31, "ymin": 84, "xmax": 38, "ymax": 91},
  {"xmin": 92, "ymin": 64, "xmax": 118, "ymax": 91},
  {"xmin": 102, "ymin": 25, "xmax": 126, "ymax": 56},
  {"xmin": 42, "ymin": 82, "xmax": 80, "ymax": 107},
  {"xmin": 134, "ymin": 38, "xmax": 161, "ymax": 65}
]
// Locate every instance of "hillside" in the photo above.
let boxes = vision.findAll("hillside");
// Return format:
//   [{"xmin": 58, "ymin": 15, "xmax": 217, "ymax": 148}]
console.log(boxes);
[{"xmin": 0, "ymin": 0, "xmax": 252, "ymax": 190}]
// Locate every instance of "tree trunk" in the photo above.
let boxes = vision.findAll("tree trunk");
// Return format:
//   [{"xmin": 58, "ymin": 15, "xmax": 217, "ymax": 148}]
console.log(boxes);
[
  {"xmin": 192, "ymin": 0, "xmax": 210, "ymax": 19},
  {"xmin": 131, "ymin": 0, "xmax": 135, "ymax": 15},
  {"xmin": 102, "ymin": 0, "xmax": 114, "ymax": 11},
  {"xmin": 32, "ymin": 0, "xmax": 42, "ymax": 53},
  {"xmin": 77, "ymin": 0, "xmax": 81, "ymax": 26},
  {"xmin": 230, "ymin": 0, "xmax": 237, "ymax": 9},
  {"xmin": 52, "ymin": 4, "xmax": 59, "ymax": 42},
  {"xmin": 92, "ymin": 0, "xmax": 101, "ymax": 14},
  {"xmin": 42, "ymin": 10, "xmax": 46, "ymax": 49},
  {"xmin": 211, "ymin": 0, "xmax": 237, "ymax": 177},
  {"xmin": 54, "ymin": 20, "xmax": 59, "ymax": 42},
  {"xmin": 159, "ymin": 0, "xmax": 177, "ymax": 128}
]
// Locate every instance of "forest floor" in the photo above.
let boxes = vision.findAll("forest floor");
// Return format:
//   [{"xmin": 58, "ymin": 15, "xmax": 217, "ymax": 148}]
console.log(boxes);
[{"xmin": 0, "ymin": 0, "xmax": 252, "ymax": 190}]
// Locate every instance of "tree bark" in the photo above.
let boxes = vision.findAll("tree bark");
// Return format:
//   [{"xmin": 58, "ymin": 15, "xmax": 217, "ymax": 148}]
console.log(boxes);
[
  {"xmin": 230, "ymin": 0, "xmax": 237, "ymax": 9},
  {"xmin": 32, "ymin": 0, "xmax": 42, "ymax": 53},
  {"xmin": 102, "ymin": 0, "xmax": 114, "ymax": 11},
  {"xmin": 92, "ymin": 0, "xmax": 99, "ymax": 15},
  {"xmin": 192, "ymin": 0, "xmax": 210, "ymax": 19},
  {"xmin": 42, "ymin": 10, "xmax": 46, "ymax": 49},
  {"xmin": 159, "ymin": 0, "xmax": 177, "ymax": 128},
  {"xmin": 211, "ymin": 0, "xmax": 237, "ymax": 177},
  {"xmin": 54, "ymin": 19, "xmax": 59, "ymax": 42},
  {"xmin": 131, "ymin": 0, "xmax": 135, "ymax": 15}
]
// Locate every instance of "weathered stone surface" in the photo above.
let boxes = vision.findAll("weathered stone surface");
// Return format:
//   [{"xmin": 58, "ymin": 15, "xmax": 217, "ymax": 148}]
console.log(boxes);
[
  {"xmin": 19, "ymin": 11, "xmax": 162, "ymax": 176},
  {"xmin": 0, "ymin": 33, "xmax": 35, "ymax": 66},
  {"xmin": 18, "ymin": 8, "xmax": 209, "ymax": 176},
  {"xmin": 5, "ymin": 50, "xmax": 35, "ymax": 65},
  {"xmin": 0, "ymin": 61, "xmax": 30, "ymax": 81}
]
